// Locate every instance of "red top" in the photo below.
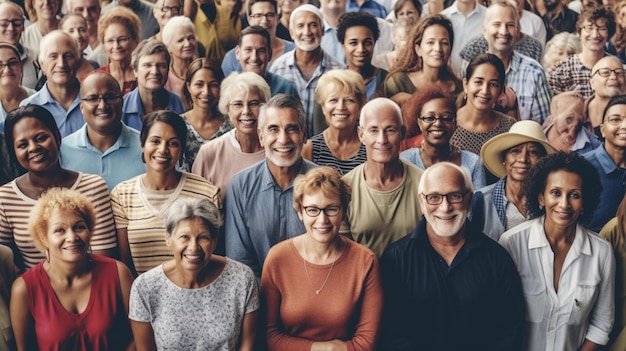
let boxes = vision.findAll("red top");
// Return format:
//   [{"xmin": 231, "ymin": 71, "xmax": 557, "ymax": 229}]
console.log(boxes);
[
  {"xmin": 88, "ymin": 65, "xmax": 137, "ymax": 95},
  {"xmin": 21, "ymin": 255, "xmax": 130, "ymax": 351}
]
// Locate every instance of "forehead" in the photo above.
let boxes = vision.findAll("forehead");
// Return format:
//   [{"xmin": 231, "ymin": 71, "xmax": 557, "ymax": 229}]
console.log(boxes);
[
  {"xmin": 362, "ymin": 106, "xmax": 401, "ymax": 127},
  {"xmin": 264, "ymin": 107, "xmax": 300, "ymax": 125},
  {"xmin": 250, "ymin": 1, "xmax": 275, "ymax": 12},
  {"xmin": 62, "ymin": 16, "xmax": 86, "ymax": 28},
  {"xmin": 0, "ymin": 47, "xmax": 19, "ymax": 59},
  {"xmin": 0, "ymin": 4, "xmax": 22, "ymax": 17},
  {"xmin": 82, "ymin": 75, "xmax": 120, "ymax": 94},
  {"xmin": 606, "ymin": 103, "xmax": 626, "ymax": 115},
  {"xmin": 44, "ymin": 36, "xmax": 76, "ymax": 55},
  {"xmin": 486, "ymin": 5, "xmax": 516, "ymax": 23},
  {"xmin": 594, "ymin": 57, "xmax": 622, "ymax": 71},
  {"xmin": 345, "ymin": 25, "xmax": 374, "ymax": 38},
  {"xmin": 139, "ymin": 52, "xmax": 167, "ymax": 64},
  {"xmin": 291, "ymin": 11, "xmax": 321, "ymax": 27},
  {"xmin": 423, "ymin": 166, "xmax": 465, "ymax": 193},
  {"xmin": 14, "ymin": 117, "xmax": 51, "ymax": 136},
  {"xmin": 71, "ymin": 0, "xmax": 99, "ymax": 8},
  {"xmin": 241, "ymin": 33, "xmax": 268, "ymax": 46},
  {"xmin": 584, "ymin": 18, "xmax": 608, "ymax": 26}
]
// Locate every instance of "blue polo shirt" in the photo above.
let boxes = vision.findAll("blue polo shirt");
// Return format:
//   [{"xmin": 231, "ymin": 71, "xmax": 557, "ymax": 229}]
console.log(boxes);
[
  {"xmin": 122, "ymin": 88, "xmax": 185, "ymax": 131},
  {"xmin": 60, "ymin": 122, "xmax": 146, "ymax": 190},
  {"xmin": 582, "ymin": 144, "xmax": 626, "ymax": 232},
  {"xmin": 20, "ymin": 83, "xmax": 84, "ymax": 137}
]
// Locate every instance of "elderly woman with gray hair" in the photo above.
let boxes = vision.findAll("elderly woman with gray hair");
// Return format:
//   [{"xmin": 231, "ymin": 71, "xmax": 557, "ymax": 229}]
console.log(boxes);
[
  {"xmin": 192, "ymin": 71, "xmax": 269, "ymax": 201},
  {"xmin": 162, "ymin": 16, "xmax": 199, "ymax": 105},
  {"xmin": 129, "ymin": 197, "xmax": 258, "ymax": 351}
]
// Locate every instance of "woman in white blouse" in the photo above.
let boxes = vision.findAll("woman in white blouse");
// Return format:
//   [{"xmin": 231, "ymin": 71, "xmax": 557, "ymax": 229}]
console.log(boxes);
[{"xmin": 499, "ymin": 151, "xmax": 615, "ymax": 351}]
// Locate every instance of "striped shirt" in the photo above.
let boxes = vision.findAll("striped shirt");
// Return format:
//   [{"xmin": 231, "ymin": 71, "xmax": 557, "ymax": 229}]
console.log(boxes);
[
  {"xmin": 110, "ymin": 172, "xmax": 220, "ymax": 274},
  {"xmin": 0, "ymin": 173, "xmax": 117, "ymax": 270},
  {"xmin": 311, "ymin": 133, "xmax": 367, "ymax": 175}
]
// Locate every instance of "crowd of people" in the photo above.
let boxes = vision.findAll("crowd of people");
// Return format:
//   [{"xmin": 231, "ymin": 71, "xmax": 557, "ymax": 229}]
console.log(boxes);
[{"xmin": 1, "ymin": 0, "xmax": 626, "ymax": 348}]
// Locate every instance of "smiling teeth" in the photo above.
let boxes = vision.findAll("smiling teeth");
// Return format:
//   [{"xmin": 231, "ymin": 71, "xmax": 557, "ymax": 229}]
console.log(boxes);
[
  {"xmin": 185, "ymin": 255, "xmax": 201, "ymax": 259},
  {"xmin": 275, "ymin": 147, "xmax": 293, "ymax": 152},
  {"xmin": 239, "ymin": 119, "xmax": 255, "ymax": 126},
  {"xmin": 154, "ymin": 156, "xmax": 169, "ymax": 161}
]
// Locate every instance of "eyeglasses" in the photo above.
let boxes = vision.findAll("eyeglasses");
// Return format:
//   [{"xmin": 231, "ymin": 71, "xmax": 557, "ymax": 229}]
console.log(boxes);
[
  {"xmin": 421, "ymin": 191, "xmax": 467, "ymax": 205},
  {"xmin": 160, "ymin": 5, "xmax": 181, "ymax": 14},
  {"xmin": 249, "ymin": 12, "xmax": 276, "ymax": 20},
  {"xmin": 104, "ymin": 36, "xmax": 131, "ymax": 46},
  {"xmin": 0, "ymin": 19, "xmax": 24, "ymax": 28},
  {"xmin": 592, "ymin": 68, "xmax": 626, "ymax": 77},
  {"xmin": 418, "ymin": 115, "xmax": 456, "ymax": 124},
  {"xmin": 303, "ymin": 205, "xmax": 341, "ymax": 217},
  {"xmin": 582, "ymin": 24, "xmax": 609, "ymax": 34},
  {"xmin": 605, "ymin": 114, "xmax": 626, "ymax": 125},
  {"xmin": 81, "ymin": 94, "xmax": 121, "ymax": 105},
  {"xmin": 229, "ymin": 100, "xmax": 262, "ymax": 111},
  {"xmin": 0, "ymin": 60, "xmax": 20, "ymax": 71}
]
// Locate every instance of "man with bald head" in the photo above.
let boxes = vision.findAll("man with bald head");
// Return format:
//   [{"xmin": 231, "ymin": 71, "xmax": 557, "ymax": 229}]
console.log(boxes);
[
  {"xmin": 380, "ymin": 162, "xmax": 524, "ymax": 350},
  {"xmin": 340, "ymin": 98, "xmax": 423, "ymax": 257},
  {"xmin": 587, "ymin": 55, "xmax": 626, "ymax": 136},
  {"xmin": 20, "ymin": 30, "xmax": 83, "ymax": 137},
  {"xmin": 61, "ymin": 72, "xmax": 145, "ymax": 190}
]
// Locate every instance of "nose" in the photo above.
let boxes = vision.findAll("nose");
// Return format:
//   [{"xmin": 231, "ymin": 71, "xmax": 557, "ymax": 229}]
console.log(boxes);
[
  {"xmin": 277, "ymin": 128, "xmax": 289, "ymax": 143},
  {"xmin": 242, "ymin": 102, "xmax": 251, "ymax": 114},
  {"xmin": 97, "ymin": 96, "xmax": 107, "ymax": 108},
  {"xmin": 157, "ymin": 141, "xmax": 168, "ymax": 153},
  {"xmin": 250, "ymin": 49, "xmax": 258, "ymax": 61},
  {"xmin": 498, "ymin": 23, "xmax": 507, "ymax": 35},
  {"xmin": 376, "ymin": 129, "xmax": 388, "ymax": 144},
  {"xmin": 337, "ymin": 99, "xmax": 345, "ymax": 110},
  {"xmin": 518, "ymin": 147, "xmax": 529, "ymax": 161},
  {"xmin": 439, "ymin": 196, "xmax": 453, "ymax": 211},
  {"xmin": 558, "ymin": 195, "xmax": 571, "ymax": 209},
  {"xmin": 433, "ymin": 41, "xmax": 441, "ymax": 52}
]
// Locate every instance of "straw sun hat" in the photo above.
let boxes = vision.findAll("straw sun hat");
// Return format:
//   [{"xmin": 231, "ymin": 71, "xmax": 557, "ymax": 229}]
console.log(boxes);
[{"xmin": 480, "ymin": 120, "xmax": 557, "ymax": 178}]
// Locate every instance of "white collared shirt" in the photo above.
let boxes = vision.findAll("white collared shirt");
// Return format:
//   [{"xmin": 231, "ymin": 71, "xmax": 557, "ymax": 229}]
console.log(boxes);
[{"xmin": 499, "ymin": 217, "xmax": 615, "ymax": 350}]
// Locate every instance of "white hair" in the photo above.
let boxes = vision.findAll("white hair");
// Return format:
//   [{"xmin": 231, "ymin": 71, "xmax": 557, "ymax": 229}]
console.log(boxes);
[{"xmin": 162, "ymin": 16, "xmax": 196, "ymax": 46}]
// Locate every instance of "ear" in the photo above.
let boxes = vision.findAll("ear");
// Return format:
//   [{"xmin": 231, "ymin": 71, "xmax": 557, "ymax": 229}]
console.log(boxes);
[
  {"xmin": 258, "ymin": 127, "xmax": 265, "ymax": 147},
  {"xmin": 538, "ymin": 193, "xmax": 545, "ymax": 208},
  {"xmin": 357, "ymin": 125, "xmax": 365, "ymax": 143},
  {"xmin": 463, "ymin": 77, "xmax": 468, "ymax": 95},
  {"xmin": 235, "ymin": 45, "xmax": 241, "ymax": 60},
  {"xmin": 296, "ymin": 210, "xmax": 303, "ymax": 222},
  {"xmin": 165, "ymin": 234, "xmax": 172, "ymax": 247},
  {"xmin": 600, "ymin": 122, "xmax": 606, "ymax": 139}
]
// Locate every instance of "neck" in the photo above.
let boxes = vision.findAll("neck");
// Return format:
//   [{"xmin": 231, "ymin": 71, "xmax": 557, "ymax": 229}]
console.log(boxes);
[
  {"xmin": 267, "ymin": 158, "xmax": 302, "ymax": 190},
  {"xmin": 44, "ymin": 256, "xmax": 91, "ymax": 281},
  {"xmin": 187, "ymin": 106, "xmax": 218, "ymax": 123},
  {"xmin": 504, "ymin": 176, "xmax": 526, "ymax": 209},
  {"xmin": 421, "ymin": 141, "xmax": 454, "ymax": 161},
  {"xmin": 171, "ymin": 56, "xmax": 193, "ymax": 78},
  {"xmin": 456, "ymin": 0, "xmax": 476, "ymax": 15},
  {"xmin": 0, "ymin": 84, "xmax": 23, "ymax": 100},
  {"xmin": 47, "ymin": 80, "xmax": 80, "ymax": 106},
  {"xmin": 303, "ymin": 233, "xmax": 343, "ymax": 263},
  {"xmin": 37, "ymin": 18, "xmax": 59, "ymax": 36},
  {"xmin": 457, "ymin": 104, "xmax": 497, "ymax": 123},
  {"xmin": 362, "ymin": 159, "xmax": 404, "ymax": 189},
  {"xmin": 109, "ymin": 59, "xmax": 132, "ymax": 72},
  {"xmin": 605, "ymin": 143, "xmax": 626, "ymax": 168},
  {"xmin": 544, "ymin": 219, "xmax": 577, "ymax": 247},
  {"xmin": 579, "ymin": 50, "xmax": 604, "ymax": 69},
  {"xmin": 25, "ymin": 167, "xmax": 73, "ymax": 192},
  {"xmin": 86, "ymin": 125, "xmax": 122, "ymax": 153},
  {"xmin": 168, "ymin": 258, "xmax": 218, "ymax": 289},
  {"xmin": 234, "ymin": 130, "xmax": 262, "ymax": 153},
  {"xmin": 322, "ymin": 10, "xmax": 343, "ymax": 28},
  {"xmin": 492, "ymin": 50, "xmax": 513, "ymax": 70},
  {"xmin": 138, "ymin": 87, "xmax": 164, "ymax": 113},
  {"xmin": 295, "ymin": 47, "xmax": 323, "ymax": 63},
  {"xmin": 142, "ymin": 170, "xmax": 181, "ymax": 190},
  {"xmin": 325, "ymin": 126, "xmax": 359, "ymax": 143},
  {"xmin": 349, "ymin": 63, "xmax": 376, "ymax": 79}
]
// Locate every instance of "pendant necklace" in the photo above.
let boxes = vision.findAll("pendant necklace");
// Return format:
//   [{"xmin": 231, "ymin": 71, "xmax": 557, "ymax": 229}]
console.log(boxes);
[{"xmin": 302, "ymin": 235, "xmax": 343, "ymax": 295}]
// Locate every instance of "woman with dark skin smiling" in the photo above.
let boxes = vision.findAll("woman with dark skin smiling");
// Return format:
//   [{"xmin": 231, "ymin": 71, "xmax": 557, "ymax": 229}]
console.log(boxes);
[
  {"xmin": 111, "ymin": 111, "xmax": 220, "ymax": 276},
  {"xmin": 500, "ymin": 152, "xmax": 614, "ymax": 351},
  {"xmin": 0, "ymin": 105, "xmax": 117, "ymax": 271}
]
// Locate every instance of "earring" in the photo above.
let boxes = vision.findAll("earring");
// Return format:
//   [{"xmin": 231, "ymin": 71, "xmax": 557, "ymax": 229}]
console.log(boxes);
[
  {"xmin": 539, "ymin": 204, "xmax": 544, "ymax": 211},
  {"xmin": 141, "ymin": 153, "xmax": 145, "ymax": 163},
  {"xmin": 45, "ymin": 249, "xmax": 50, "ymax": 263},
  {"xmin": 87, "ymin": 245, "xmax": 92, "ymax": 256}
]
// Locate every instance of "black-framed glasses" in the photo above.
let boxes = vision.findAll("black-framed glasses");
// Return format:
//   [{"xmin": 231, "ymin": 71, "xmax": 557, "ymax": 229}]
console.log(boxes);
[
  {"xmin": 582, "ymin": 24, "xmax": 608, "ymax": 34},
  {"xmin": 421, "ymin": 192, "xmax": 467, "ymax": 205},
  {"xmin": 104, "ymin": 36, "xmax": 131, "ymax": 46},
  {"xmin": 592, "ymin": 68, "xmax": 626, "ymax": 78},
  {"xmin": 81, "ymin": 94, "xmax": 121, "ymax": 105},
  {"xmin": 160, "ymin": 5, "xmax": 181, "ymax": 13},
  {"xmin": 0, "ymin": 19, "xmax": 24, "ymax": 28},
  {"xmin": 0, "ymin": 60, "xmax": 20, "ymax": 71},
  {"xmin": 249, "ymin": 13, "xmax": 276, "ymax": 20},
  {"xmin": 418, "ymin": 115, "xmax": 456, "ymax": 124},
  {"xmin": 303, "ymin": 205, "xmax": 341, "ymax": 217},
  {"xmin": 229, "ymin": 100, "xmax": 262, "ymax": 111}
]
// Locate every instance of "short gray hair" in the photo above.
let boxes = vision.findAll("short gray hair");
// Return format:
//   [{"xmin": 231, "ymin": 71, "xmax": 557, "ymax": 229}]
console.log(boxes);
[
  {"xmin": 132, "ymin": 39, "xmax": 171, "ymax": 71},
  {"xmin": 219, "ymin": 71, "xmax": 271, "ymax": 115},
  {"xmin": 418, "ymin": 162, "xmax": 474, "ymax": 194},
  {"xmin": 258, "ymin": 94, "xmax": 307, "ymax": 133},
  {"xmin": 164, "ymin": 198, "xmax": 223, "ymax": 241},
  {"xmin": 359, "ymin": 97, "xmax": 403, "ymax": 127},
  {"xmin": 39, "ymin": 30, "xmax": 80, "ymax": 64},
  {"xmin": 162, "ymin": 16, "xmax": 195, "ymax": 46}
]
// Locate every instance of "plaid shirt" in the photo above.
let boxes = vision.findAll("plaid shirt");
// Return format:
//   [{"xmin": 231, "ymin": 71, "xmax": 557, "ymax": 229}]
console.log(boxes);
[
  {"xmin": 548, "ymin": 54, "xmax": 595, "ymax": 98},
  {"xmin": 460, "ymin": 34, "xmax": 543, "ymax": 65},
  {"xmin": 492, "ymin": 177, "xmax": 508, "ymax": 229},
  {"xmin": 506, "ymin": 51, "xmax": 551, "ymax": 124},
  {"xmin": 268, "ymin": 49, "xmax": 344, "ymax": 137}
]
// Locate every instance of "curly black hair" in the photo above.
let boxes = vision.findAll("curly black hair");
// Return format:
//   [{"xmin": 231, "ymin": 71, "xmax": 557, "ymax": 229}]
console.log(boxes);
[
  {"xmin": 524, "ymin": 151, "xmax": 601, "ymax": 223},
  {"xmin": 336, "ymin": 11, "xmax": 380, "ymax": 44}
]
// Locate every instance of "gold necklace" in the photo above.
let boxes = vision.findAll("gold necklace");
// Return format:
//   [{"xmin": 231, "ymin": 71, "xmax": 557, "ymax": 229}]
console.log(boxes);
[{"xmin": 302, "ymin": 235, "xmax": 343, "ymax": 295}]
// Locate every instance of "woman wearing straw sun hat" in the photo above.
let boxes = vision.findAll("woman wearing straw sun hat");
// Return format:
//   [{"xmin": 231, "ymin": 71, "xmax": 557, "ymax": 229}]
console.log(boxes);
[{"xmin": 471, "ymin": 120, "xmax": 557, "ymax": 241}]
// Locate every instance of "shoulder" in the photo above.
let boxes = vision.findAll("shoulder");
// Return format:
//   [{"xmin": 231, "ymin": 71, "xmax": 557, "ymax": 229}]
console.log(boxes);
[
  {"xmin": 342, "ymin": 163, "xmax": 364, "ymax": 184},
  {"xmin": 499, "ymin": 218, "xmax": 535, "ymax": 245},
  {"xmin": 76, "ymin": 173, "xmax": 109, "ymax": 189}
]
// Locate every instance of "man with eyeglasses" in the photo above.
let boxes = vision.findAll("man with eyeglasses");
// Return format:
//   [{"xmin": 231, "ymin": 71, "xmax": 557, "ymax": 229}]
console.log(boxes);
[
  {"xmin": 0, "ymin": 2, "xmax": 38, "ymax": 89},
  {"xmin": 61, "ymin": 72, "xmax": 145, "ymax": 190},
  {"xmin": 221, "ymin": 0, "xmax": 295, "ymax": 76},
  {"xmin": 379, "ymin": 162, "xmax": 524, "ymax": 350},
  {"xmin": 586, "ymin": 56, "xmax": 626, "ymax": 136},
  {"xmin": 225, "ymin": 94, "xmax": 316, "ymax": 278},
  {"xmin": 549, "ymin": 6, "xmax": 615, "ymax": 98},
  {"xmin": 583, "ymin": 94, "xmax": 626, "ymax": 232},
  {"xmin": 339, "ymin": 98, "xmax": 423, "ymax": 257},
  {"xmin": 101, "ymin": 0, "xmax": 159, "ymax": 40}
]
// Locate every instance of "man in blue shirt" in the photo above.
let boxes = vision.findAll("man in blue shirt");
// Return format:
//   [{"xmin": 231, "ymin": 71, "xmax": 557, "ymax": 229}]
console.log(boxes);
[
  {"xmin": 225, "ymin": 94, "xmax": 316, "ymax": 278},
  {"xmin": 380, "ymin": 162, "xmax": 524, "ymax": 350},
  {"xmin": 61, "ymin": 72, "xmax": 146, "ymax": 190}
]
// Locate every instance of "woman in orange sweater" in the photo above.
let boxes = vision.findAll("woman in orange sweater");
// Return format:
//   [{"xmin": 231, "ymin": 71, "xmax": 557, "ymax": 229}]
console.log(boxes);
[{"xmin": 261, "ymin": 166, "xmax": 383, "ymax": 351}]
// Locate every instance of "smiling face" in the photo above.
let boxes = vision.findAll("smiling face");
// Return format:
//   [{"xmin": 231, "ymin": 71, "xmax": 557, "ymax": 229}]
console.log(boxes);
[
  {"xmin": 591, "ymin": 57, "xmax": 626, "ymax": 98},
  {"xmin": 0, "ymin": 47, "xmax": 22, "ymax": 87},
  {"xmin": 236, "ymin": 33, "xmax": 270, "ymax": 75},
  {"xmin": 551, "ymin": 97, "xmax": 585, "ymax": 149},
  {"xmin": 70, "ymin": 0, "xmax": 100, "ymax": 32},
  {"xmin": 290, "ymin": 11, "xmax": 322, "ymax": 52},
  {"xmin": 343, "ymin": 25, "xmax": 375, "ymax": 70},
  {"xmin": 168, "ymin": 26, "xmax": 197, "ymax": 61},
  {"xmin": 483, "ymin": 5, "xmax": 519, "ymax": 56},
  {"xmin": 248, "ymin": 1, "xmax": 277, "ymax": 35},
  {"xmin": 358, "ymin": 105, "xmax": 404, "ymax": 165},
  {"xmin": 0, "ymin": 4, "xmax": 24, "ymax": 45},
  {"xmin": 539, "ymin": 170, "xmax": 584, "ymax": 233},
  {"xmin": 580, "ymin": 18, "xmax": 610, "ymax": 53},
  {"xmin": 504, "ymin": 142, "xmax": 544, "ymax": 183},
  {"xmin": 396, "ymin": 1, "xmax": 419, "ymax": 20},
  {"xmin": 463, "ymin": 63, "xmax": 501, "ymax": 112},
  {"xmin": 419, "ymin": 165, "xmax": 470, "ymax": 238},
  {"xmin": 103, "ymin": 23, "xmax": 137, "ymax": 64},
  {"xmin": 135, "ymin": 52, "xmax": 169, "ymax": 92},
  {"xmin": 187, "ymin": 68, "xmax": 220, "ymax": 112},
  {"xmin": 141, "ymin": 121, "xmax": 182, "ymax": 174},
  {"xmin": 298, "ymin": 190, "xmax": 343, "ymax": 244},
  {"xmin": 40, "ymin": 34, "xmax": 79, "ymax": 86},
  {"xmin": 601, "ymin": 103, "xmax": 626, "ymax": 150},
  {"xmin": 321, "ymin": 83, "xmax": 361, "ymax": 130},
  {"xmin": 44, "ymin": 207, "xmax": 91, "ymax": 264},
  {"xmin": 416, "ymin": 24, "xmax": 451, "ymax": 69},
  {"xmin": 80, "ymin": 73, "xmax": 123, "ymax": 135},
  {"xmin": 167, "ymin": 217, "xmax": 216, "ymax": 272},
  {"xmin": 153, "ymin": 0, "xmax": 182, "ymax": 29},
  {"xmin": 61, "ymin": 16, "xmax": 89, "ymax": 52},
  {"xmin": 229, "ymin": 87, "xmax": 262, "ymax": 136},
  {"xmin": 34, "ymin": 0, "xmax": 59, "ymax": 21},
  {"xmin": 418, "ymin": 98, "xmax": 456, "ymax": 147},
  {"xmin": 258, "ymin": 106, "xmax": 306, "ymax": 168},
  {"xmin": 12, "ymin": 117, "xmax": 60, "ymax": 172}
]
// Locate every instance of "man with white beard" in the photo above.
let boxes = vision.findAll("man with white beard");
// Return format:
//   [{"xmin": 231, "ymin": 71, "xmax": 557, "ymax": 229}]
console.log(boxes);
[
  {"xmin": 379, "ymin": 162, "xmax": 525, "ymax": 351},
  {"xmin": 268, "ymin": 4, "xmax": 343, "ymax": 137}
]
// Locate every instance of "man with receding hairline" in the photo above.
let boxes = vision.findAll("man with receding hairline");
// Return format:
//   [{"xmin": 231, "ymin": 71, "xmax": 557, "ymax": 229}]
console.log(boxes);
[
  {"xmin": 586, "ymin": 55, "xmax": 626, "ymax": 134},
  {"xmin": 380, "ymin": 162, "xmax": 524, "ymax": 350},
  {"xmin": 61, "ymin": 72, "xmax": 145, "ymax": 190}
]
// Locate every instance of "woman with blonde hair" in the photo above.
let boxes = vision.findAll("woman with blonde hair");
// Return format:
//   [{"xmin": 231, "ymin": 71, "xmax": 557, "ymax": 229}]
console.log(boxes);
[
  {"xmin": 10, "ymin": 188, "xmax": 134, "ymax": 350},
  {"xmin": 302, "ymin": 69, "xmax": 367, "ymax": 175}
]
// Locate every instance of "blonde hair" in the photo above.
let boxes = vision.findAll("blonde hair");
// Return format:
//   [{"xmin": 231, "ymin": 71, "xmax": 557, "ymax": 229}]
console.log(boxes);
[
  {"xmin": 315, "ymin": 69, "xmax": 366, "ymax": 107},
  {"xmin": 293, "ymin": 166, "xmax": 352, "ymax": 213}
]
